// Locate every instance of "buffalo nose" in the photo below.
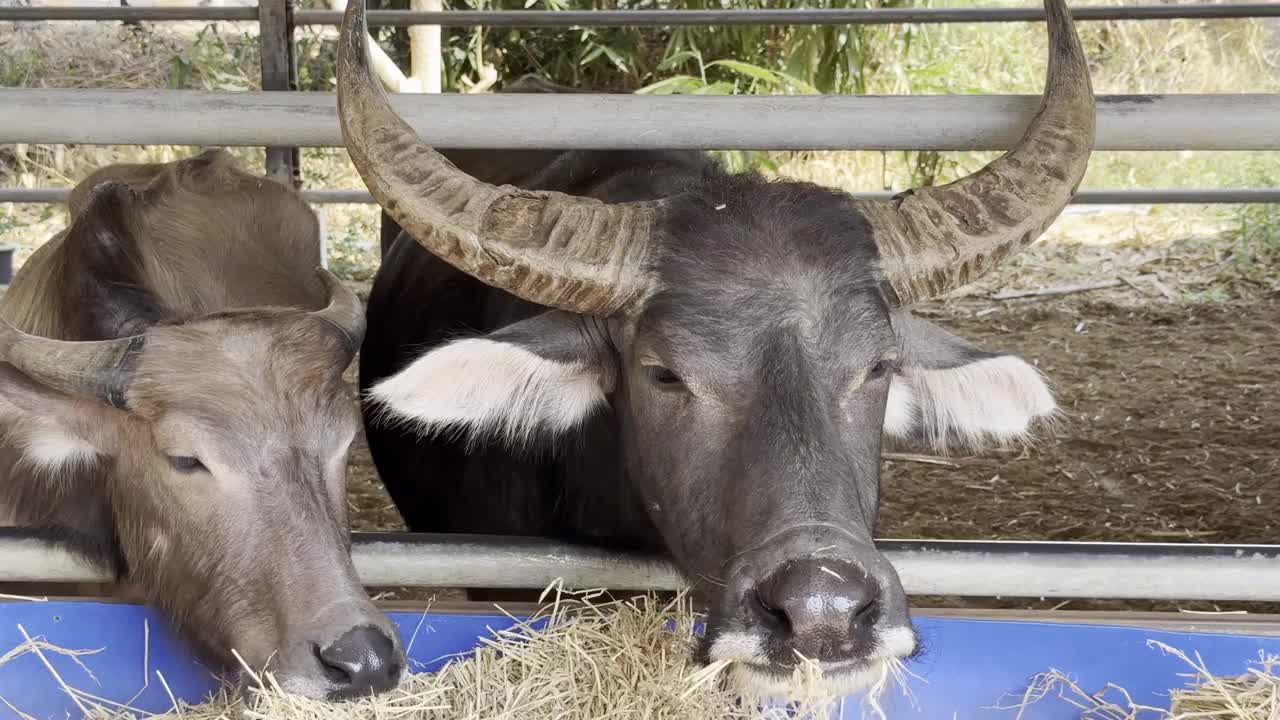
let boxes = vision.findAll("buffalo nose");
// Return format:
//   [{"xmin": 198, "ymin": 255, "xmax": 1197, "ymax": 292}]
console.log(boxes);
[
  {"xmin": 753, "ymin": 559, "xmax": 879, "ymax": 659},
  {"xmin": 316, "ymin": 625, "xmax": 403, "ymax": 698}
]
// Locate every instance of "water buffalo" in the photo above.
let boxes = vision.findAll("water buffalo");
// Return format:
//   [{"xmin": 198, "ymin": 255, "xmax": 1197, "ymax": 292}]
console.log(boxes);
[
  {"xmin": 342, "ymin": 0, "xmax": 1093, "ymax": 695},
  {"xmin": 0, "ymin": 150, "xmax": 404, "ymax": 699}
]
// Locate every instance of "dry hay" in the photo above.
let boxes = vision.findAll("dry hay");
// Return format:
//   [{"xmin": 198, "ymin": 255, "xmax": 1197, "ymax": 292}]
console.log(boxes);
[
  {"xmin": 1005, "ymin": 640, "xmax": 1280, "ymax": 720},
  {"xmin": 7, "ymin": 588, "xmax": 1280, "ymax": 720},
  {"xmin": 0, "ymin": 585, "xmax": 910, "ymax": 720}
]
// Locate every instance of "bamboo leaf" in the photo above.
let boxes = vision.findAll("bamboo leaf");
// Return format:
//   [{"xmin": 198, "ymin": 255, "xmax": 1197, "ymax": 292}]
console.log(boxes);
[
  {"xmin": 635, "ymin": 75, "xmax": 705, "ymax": 95},
  {"xmin": 706, "ymin": 59, "xmax": 780, "ymax": 86},
  {"xmin": 658, "ymin": 50, "xmax": 702, "ymax": 73},
  {"xmin": 691, "ymin": 81, "xmax": 736, "ymax": 95}
]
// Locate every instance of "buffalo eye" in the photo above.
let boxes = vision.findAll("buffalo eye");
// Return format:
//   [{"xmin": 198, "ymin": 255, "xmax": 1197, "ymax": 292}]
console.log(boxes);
[
  {"xmin": 644, "ymin": 365, "xmax": 684, "ymax": 389},
  {"xmin": 868, "ymin": 359, "xmax": 895, "ymax": 380},
  {"xmin": 169, "ymin": 456, "xmax": 207, "ymax": 474}
]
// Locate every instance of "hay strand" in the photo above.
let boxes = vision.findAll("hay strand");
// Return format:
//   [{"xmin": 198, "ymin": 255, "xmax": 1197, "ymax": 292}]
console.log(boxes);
[
  {"xmin": 1006, "ymin": 639, "xmax": 1280, "ymax": 720},
  {"xmin": 8, "ymin": 593, "xmax": 1280, "ymax": 720},
  {"xmin": 2, "ymin": 588, "xmax": 907, "ymax": 720}
]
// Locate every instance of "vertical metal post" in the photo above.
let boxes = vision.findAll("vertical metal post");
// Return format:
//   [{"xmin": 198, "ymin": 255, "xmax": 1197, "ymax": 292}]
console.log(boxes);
[
  {"xmin": 0, "ymin": 245, "xmax": 13, "ymax": 285},
  {"xmin": 259, "ymin": 0, "xmax": 300, "ymax": 187}
]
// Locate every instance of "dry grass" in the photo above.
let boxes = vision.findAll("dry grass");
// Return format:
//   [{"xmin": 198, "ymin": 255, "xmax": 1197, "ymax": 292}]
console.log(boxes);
[
  {"xmin": 1005, "ymin": 641, "xmax": 1280, "ymax": 720},
  {"xmin": 1, "ymin": 587, "xmax": 913, "ymax": 720},
  {"xmin": 6, "ymin": 590, "xmax": 1280, "ymax": 720}
]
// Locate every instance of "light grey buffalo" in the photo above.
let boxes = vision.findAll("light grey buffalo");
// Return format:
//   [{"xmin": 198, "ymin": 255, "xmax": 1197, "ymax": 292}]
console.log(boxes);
[{"xmin": 0, "ymin": 151, "xmax": 404, "ymax": 699}]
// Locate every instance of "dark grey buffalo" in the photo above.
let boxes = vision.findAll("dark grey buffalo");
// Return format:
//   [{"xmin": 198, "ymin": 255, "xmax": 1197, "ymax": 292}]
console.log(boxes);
[
  {"xmin": 342, "ymin": 0, "xmax": 1092, "ymax": 694},
  {"xmin": 0, "ymin": 151, "xmax": 404, "ymax": 699}
]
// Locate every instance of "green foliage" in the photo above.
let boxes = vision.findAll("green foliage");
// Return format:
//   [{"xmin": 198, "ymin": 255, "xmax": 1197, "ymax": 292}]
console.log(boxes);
[
  {"xmin": 363, "ymin": 0, "xmax": 929, "ymax": 96},
  {"xmin": 323, "ymin": 213, "xmax": 381, "ymax": 282},
  {"xmin": 1226, "ymin": 164, "xmax": 1280, "ymax": 290},
  {"xmin": 0, "ymin": 47, "xmax": 46, "ymax": 88},
  {"xmin": 297, "ymin": 30, "xmax": 340, "ymax": 91},
  {"xmin": 0, "ymin": 213, "xmax": 28, "ymax": 236},
  {"xmin": 1233, "ymin": 204, "xmax": 1280, "ymax": 271},
  {"xmin": 167, "ymin": 24, "xmax": 255, "ymax": 90}
]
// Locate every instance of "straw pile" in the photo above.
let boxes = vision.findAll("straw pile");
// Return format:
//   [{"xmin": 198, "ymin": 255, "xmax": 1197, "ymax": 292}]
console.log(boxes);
[
  {"xmin": 1008, "ymin": 641, "xmax": 1280, "ymax": 720},
  {"xmin": 5, "ymin": 588, "xmax": 1278, "ymax": 720},
  {"xmin": 2, "ymin": 585, "xmax": 905, "ymax": 720}
]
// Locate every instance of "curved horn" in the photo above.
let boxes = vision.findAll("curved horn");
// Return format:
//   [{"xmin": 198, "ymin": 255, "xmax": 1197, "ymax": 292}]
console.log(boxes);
[
  {"xmin": 0, "ymin": 320, "xmax": 142, "ymax": 408},
  {"xmin": 862, "ymin": 0, "xmax": 1095, "ymax": 306},
  {"xmin": 336, "ymin": 0, "xmax": 660, "ymax": 317},
  {"xmin": 309, "ymin": 267, "xmax": 366, "ymax": 354},
  {"xmin": 2, "ymin": 180, "xmax": 147, "ymax": 407}
]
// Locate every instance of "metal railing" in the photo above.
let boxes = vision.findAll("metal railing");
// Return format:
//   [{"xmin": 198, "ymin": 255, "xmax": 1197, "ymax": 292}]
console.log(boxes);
[
  {"xmin": 7, "ymin": 187, "xmax": 1280, "ymax": 206},
  {"xmin": 2, "ymin": 3, "xmax": 1280, "ymax": 205},
  {"xmin": 4, "ymin": 3, "xmax": 1280, "ymax": 26},
  {"xmin": 2, "ymin": 4, "xmax": 1279, "ymax": 595},
  {"xmin": 7, "ymin": 531, "xmax": 1280, "ymax": 601},
  {"xmin": 2, "ymin": 90, "xmax": 1278, "ymax": 150}
]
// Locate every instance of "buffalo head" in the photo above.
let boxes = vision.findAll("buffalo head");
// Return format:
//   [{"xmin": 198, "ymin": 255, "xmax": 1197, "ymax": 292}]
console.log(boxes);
[{"xmin": 337, "ymin": 0, "xmax": 1092, "ymax": 695}]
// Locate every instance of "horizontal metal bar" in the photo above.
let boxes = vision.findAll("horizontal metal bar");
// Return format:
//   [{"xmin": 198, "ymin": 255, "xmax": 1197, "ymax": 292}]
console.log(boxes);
[
  {"xmin": 5, "ymin": 531, "xmax": 1280, "ymax": 601},
  {"xmin": 4, "ymin": 4, "xmax": 1280, "ymax": 26},
  {"xmin": 296, "ymin": 4, "xmax": 1280, "ymax": 27},
  {"xmin": 3, "ymin": 90, "xmax": 1278, "ymax": 151},
  {"xmin": 915, "ymin": 608, "xmax": 1280, "ymax": 636},
  {"xmin": 1070, "ymin": 189, "xmax": 1280, "ymax": 204},
  {"xmin": 0, "ymin": 187, "xmax": 374, "ymax": 204},
  {"xmin": 7, "ymin": 187, "xmax": 1280, "ymax": 207},
  {"xmin": 0, "ymin": 6, "xmax": 258, "ymax": 22}
]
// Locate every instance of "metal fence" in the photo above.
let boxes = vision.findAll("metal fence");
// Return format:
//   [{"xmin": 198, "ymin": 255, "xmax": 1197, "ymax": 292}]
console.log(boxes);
[
  {"xmin": 3, "ymin": 3, "xmax": 1280, "ymax": 205},
  {"xmin": 2, "ymin": 3, "xmax": 1279, "ymax": 600},
  {"xmin": 4, "ymin": 3, "xmax": 1280, "ymax": 25}
]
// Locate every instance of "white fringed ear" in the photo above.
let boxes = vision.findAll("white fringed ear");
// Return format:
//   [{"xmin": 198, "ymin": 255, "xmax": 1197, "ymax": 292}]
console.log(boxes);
[
  {"xmin": 369, "ymin": 337, "xmax": 608, "ymax": 447},
  {"xmin": 883, "ymin": 355, "xmax": 1057, "ymax": 453},
  {"xmin": 0, "ymin": 370, "xmax": 108, "ymax": 471}
]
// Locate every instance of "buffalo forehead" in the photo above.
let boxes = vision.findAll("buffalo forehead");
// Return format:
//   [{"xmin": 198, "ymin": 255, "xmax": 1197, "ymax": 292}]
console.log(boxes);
[
  {"xmin": 640, "ymin": 277, "xmax": 892, "ymax": 383},
  {"xmin": 128, "ymin": 318, "xmax": 351, "ymax": 429}
]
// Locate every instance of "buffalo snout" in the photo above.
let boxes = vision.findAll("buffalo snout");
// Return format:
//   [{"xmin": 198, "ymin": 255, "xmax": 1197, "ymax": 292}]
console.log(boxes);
[
  {"xmin": 702, "ymin": 527, "xmax": 916, "ymax": 696},
  {"xmin": 315, "ymin": 625, "xmax": 404, "ymax": 699}
]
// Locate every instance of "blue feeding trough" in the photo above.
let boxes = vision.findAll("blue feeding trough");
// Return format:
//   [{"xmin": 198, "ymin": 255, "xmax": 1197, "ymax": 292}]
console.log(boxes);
[{"xmin": 2, "ymin": 601, "xmax": 1279, "ymax": 719}]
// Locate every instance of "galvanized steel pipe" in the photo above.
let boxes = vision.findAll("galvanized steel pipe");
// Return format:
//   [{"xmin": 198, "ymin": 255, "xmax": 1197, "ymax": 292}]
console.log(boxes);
[
  {"xmin": 4, "ymin": 531, "xmax": 1280, "ymax": 602},
  {"xmin": 7, "ymin": 187, "xmax": 1280, "ymax": 206},
  {"xmin": 4, "ymin": 4, "xmax": 1280, "ymax": 26},
  {"xmin": 3, "ymin": 90, "xmax": 1279, "ymax": 151}
]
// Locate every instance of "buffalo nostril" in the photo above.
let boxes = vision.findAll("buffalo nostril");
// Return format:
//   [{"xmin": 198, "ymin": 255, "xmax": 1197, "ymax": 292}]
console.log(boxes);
[
  {"xmin": 316, "ymin": 625, "xmax": 402, "ymax": 698},
  {"xmin": 749, "ymin": 588, "xmax": 792, "ymax": 634},
  {"xmin": 852, "ymin": 596, "xmax": 878, "ymax": 627}
]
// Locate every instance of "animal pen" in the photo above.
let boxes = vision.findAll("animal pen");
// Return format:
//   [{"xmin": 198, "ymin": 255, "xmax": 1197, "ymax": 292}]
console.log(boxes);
[{"xmin": 1, "ymin": 2, "xmax": 1280, "ymax": 718}]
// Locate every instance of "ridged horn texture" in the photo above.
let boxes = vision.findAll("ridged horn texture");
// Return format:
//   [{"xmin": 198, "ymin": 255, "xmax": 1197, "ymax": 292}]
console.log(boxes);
[
  {"xmin": 861, "ymin": 0, "xmax": 1095, "ymax": 306},
  {"xmin": 336, "ymin": 0, "xmax": 661, "ymax": 317},
  {"xmin": 0, "ymin": 320, "xmax": 142, "ymax": 408},
  {"xmin": 309, "ymin": 266, "xmax": 367, "ymax": 354}
]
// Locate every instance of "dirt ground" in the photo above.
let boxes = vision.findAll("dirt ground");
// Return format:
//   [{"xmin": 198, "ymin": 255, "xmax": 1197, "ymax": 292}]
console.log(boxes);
[
  {"xmin": 880, "ymin": 296, "xmax": 1279, "ymax": 546},
  {"xmin": 342, "ymin": 293, "xmax": 1280, "ymax": 609}
]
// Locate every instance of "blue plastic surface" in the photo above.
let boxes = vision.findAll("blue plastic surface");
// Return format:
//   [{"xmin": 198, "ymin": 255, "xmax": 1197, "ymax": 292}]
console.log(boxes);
[{"xmin": 2, "ymin": 601, "xmax": 1279, "ymax": 719}]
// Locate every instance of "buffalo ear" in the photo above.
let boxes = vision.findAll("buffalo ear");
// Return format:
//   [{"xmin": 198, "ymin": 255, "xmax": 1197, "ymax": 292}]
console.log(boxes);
[
  {"xmin": 0, "ymin": 363, "xmax": 129, "ymax": 575},
  {"xmin": 0, "ymin": 363, "xmax": 123, "ymax": 470},
  {"xmin": 367, "ymin": 310, "xmax": 614, "ymax": 448},
  {"xmin": 883, "ymin": 310, "xmax": 1058, "ymax": 453}
]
